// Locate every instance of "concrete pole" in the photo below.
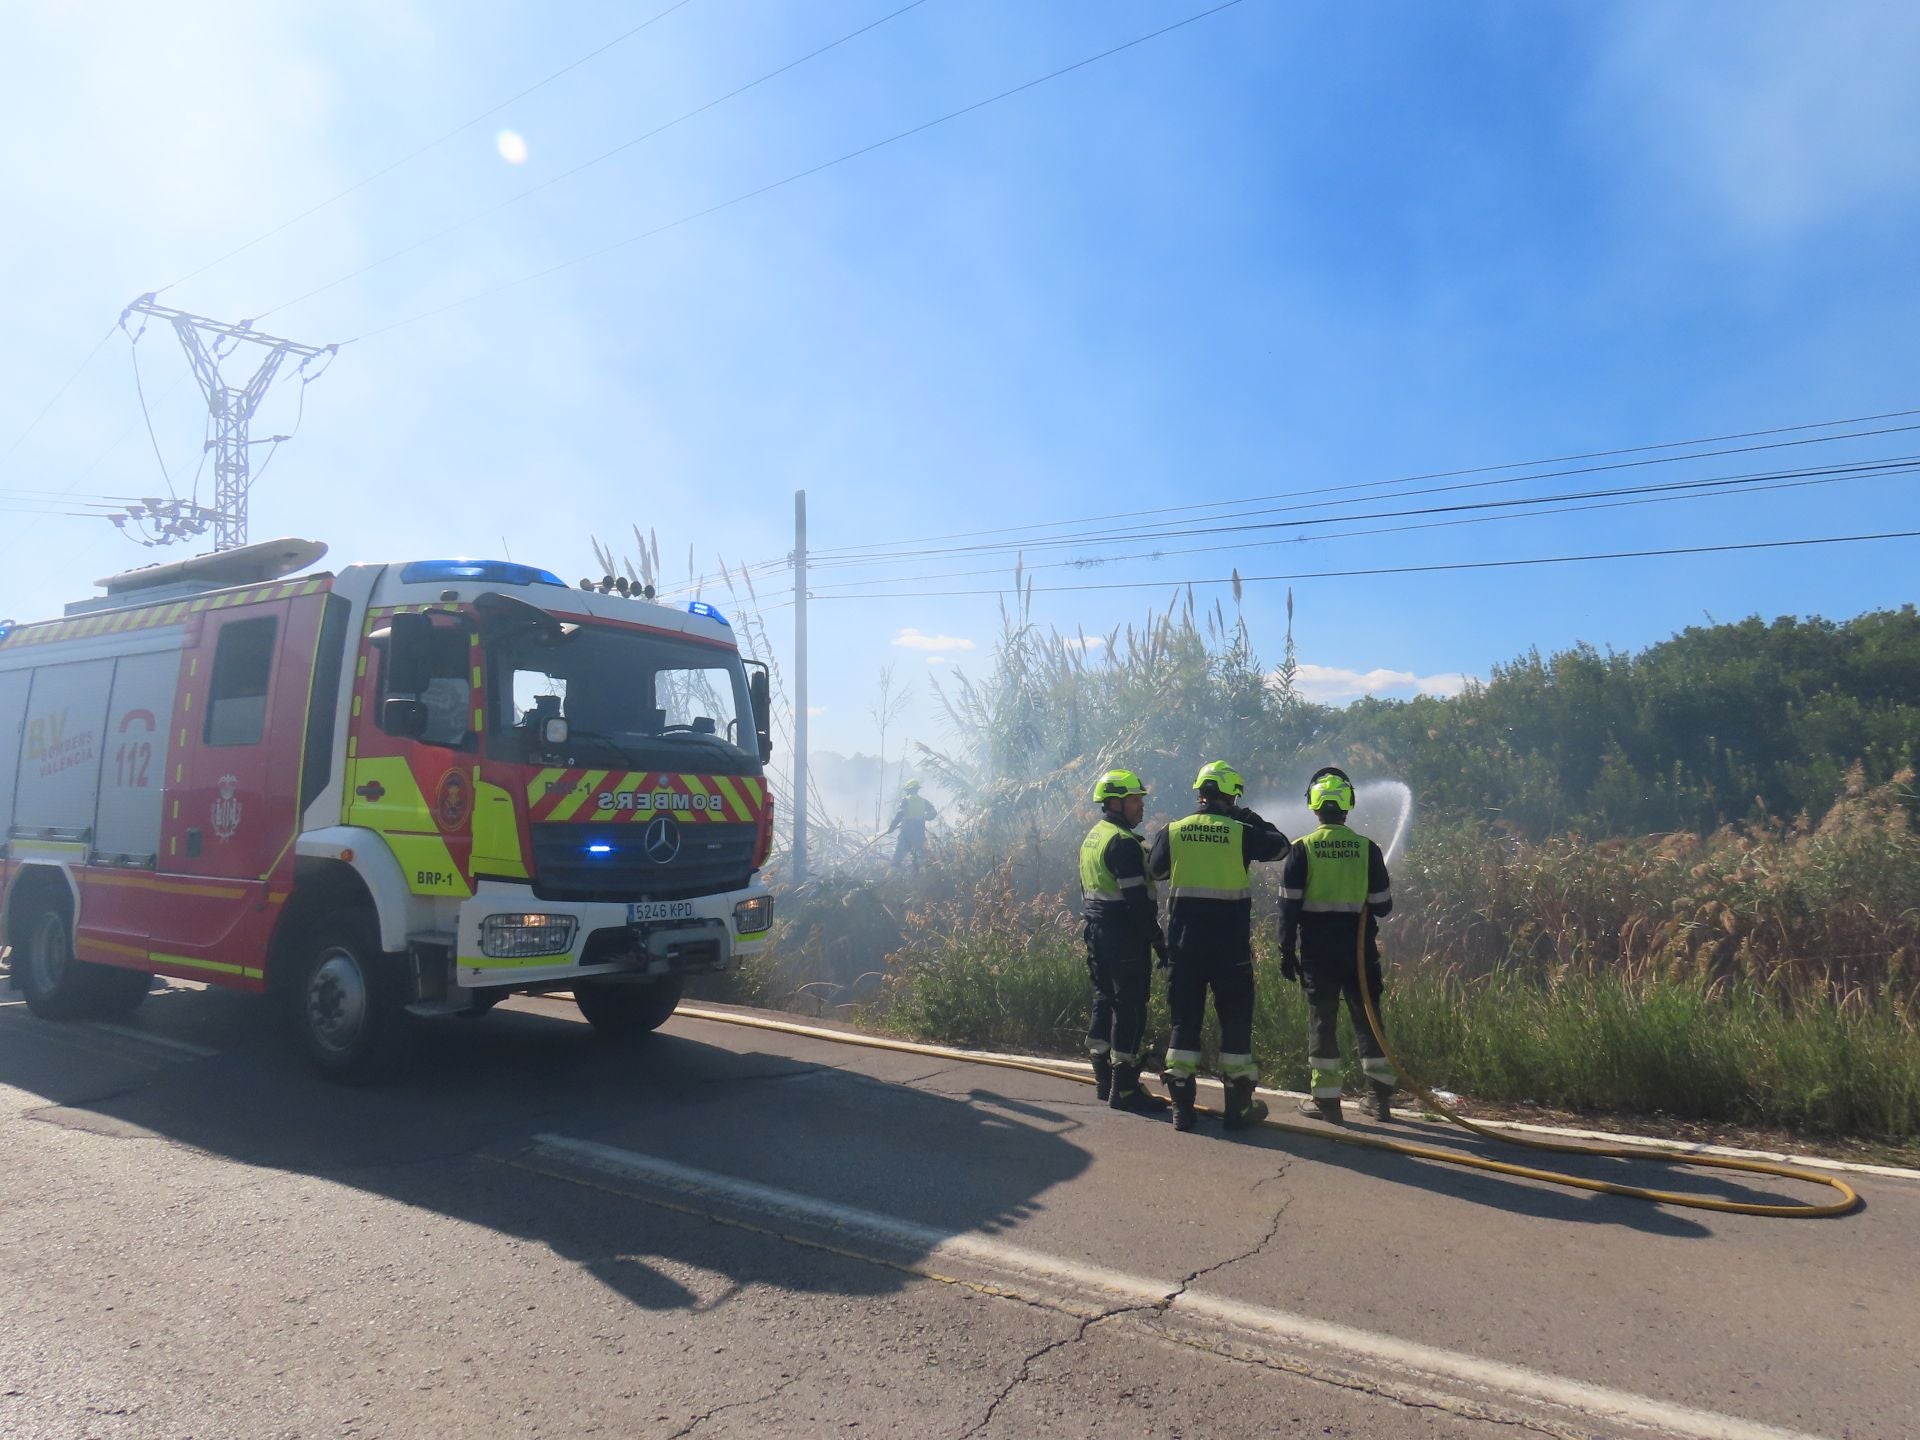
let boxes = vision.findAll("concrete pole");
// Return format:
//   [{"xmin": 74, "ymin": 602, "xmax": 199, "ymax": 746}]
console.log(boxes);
[{"xmin": 792, "ymin": 489, "xmax": 809, "ymax": 881}]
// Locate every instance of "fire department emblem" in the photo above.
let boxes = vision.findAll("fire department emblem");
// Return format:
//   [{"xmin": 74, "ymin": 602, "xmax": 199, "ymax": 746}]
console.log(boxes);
[
  {"xmin": 434, "ymin": 769, "xmax": 473, "ymax": 832},
  {"xmin": 212, "ymin": 774, "xmax": 243, "ymax": 841}
]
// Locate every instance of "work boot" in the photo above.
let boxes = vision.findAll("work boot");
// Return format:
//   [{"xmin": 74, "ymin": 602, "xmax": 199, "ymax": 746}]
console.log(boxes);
[
  {"xmin": 1166, "ymin": 1073, "xmax": 1199, "ymax": 1133},
  {"xmin": 1298, "ymin": 1096, "xmax": 1344, "ymax": 1125},
  {"xmin": 1367, "ymin": 1081, "xmax": 1395, "ymax": 1123},
  {"xmin": 1222, "ymin": 1077, "xmax": 1269, "ymax": 1131},
  {"xmin": 1091, "ymin": 1052, "xmax": 1113, "ymax": 1103},
  {"xmin": 1109, "ymin": 1063, "xmax": 1170, "ymax": 1115}
]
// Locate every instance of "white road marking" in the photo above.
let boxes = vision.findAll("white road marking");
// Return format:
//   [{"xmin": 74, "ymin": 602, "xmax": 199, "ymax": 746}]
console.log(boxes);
[{"xmin": 533, "ymin": 1134, "xmax": 1836, "ymax": 1440}]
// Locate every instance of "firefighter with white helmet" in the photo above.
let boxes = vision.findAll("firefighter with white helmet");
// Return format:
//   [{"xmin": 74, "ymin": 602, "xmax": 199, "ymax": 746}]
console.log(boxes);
[
  {"xmin": 1079, "ymin": 768, "xmax": 1170, "ymax": 1114},
  {"xmin": 1146, "ymin": 761, "xmax": 1288, "ymax": 1133},
  {"xmin": 1280, "ymin": 766, "xmax": 1397, "ymax": 1124}
]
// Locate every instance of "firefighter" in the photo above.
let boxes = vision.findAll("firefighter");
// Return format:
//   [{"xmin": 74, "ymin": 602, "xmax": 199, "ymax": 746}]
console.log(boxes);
[
  {"xmin": 1147, "ymin": 761, "xmax": 1288, "ymax": 1133},
  {"xmin": 887, "ymin": 779, "xmax": 938, "ymax": 869},
  {"xmin": 1079, "ymin": 769, "xmax": 1170, "ymax": 1115},
  {"xmin": 1279, "ymin": 767, "xmax": 1397, "ymax": 1124}
]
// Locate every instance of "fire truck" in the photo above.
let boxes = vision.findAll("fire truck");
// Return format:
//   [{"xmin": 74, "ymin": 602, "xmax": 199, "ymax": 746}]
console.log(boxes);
[{"xmin": 0, "ymin": 539, "xmax": 775, "ymax": 1079}]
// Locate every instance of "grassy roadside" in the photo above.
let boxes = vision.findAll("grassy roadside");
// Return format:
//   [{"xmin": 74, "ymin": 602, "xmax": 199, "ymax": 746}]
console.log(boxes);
[{"xmin": 864, "ymin": 931, "xmax": 1920, "ymax": 1147}]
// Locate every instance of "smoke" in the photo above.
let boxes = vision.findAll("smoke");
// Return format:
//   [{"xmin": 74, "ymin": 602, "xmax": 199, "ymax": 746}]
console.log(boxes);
[{"xmin": 1244, "ymin": 777, "xmax": 1414, "ymax": 863}]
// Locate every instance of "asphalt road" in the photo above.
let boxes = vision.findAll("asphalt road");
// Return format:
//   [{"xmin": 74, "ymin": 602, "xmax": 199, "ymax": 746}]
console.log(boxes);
[{"xmin": 1, "ymin": 984, "xmax": 1913, "ymax": 1440}]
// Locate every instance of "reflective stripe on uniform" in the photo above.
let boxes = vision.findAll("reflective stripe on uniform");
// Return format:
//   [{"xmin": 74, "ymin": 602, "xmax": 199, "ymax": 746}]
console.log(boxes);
[
  {"xmin": 1301, "ymin": 899, "xmax": 1364, "ymax": 913},
  {"xmin": 1368, "ymin": 888, "xmax": 1392, "ymax": 906},
  {"xmin": 1362, "ymin": 1056, "xmax": 1396, "ymax": 1084},
  {"xmin": 1219, "ymin": 1051, "xmax": 1259, "ymax": 1080},
  {"xmin": 1309, "ymin": 1057, "xmax": 1343, "ymax": 1099},
  {"xmin": 1279, "ymin": 886, "xmax": 1304, "ymax": 900},
  {"xmin": 1166, "ymin": 1048, "xmax": 1202, "ymax": 1076},
  {"xmin": 1170, "ymin": 885, "xmax": 1251, "ymax": 901},
  {"xmin": 1116, "ymin": 875, "xmax": 1149, "ymax": 890},
  {"xmin": 1088, "ymin": 1040, "xmax": 1111, "ymax": 1056}
]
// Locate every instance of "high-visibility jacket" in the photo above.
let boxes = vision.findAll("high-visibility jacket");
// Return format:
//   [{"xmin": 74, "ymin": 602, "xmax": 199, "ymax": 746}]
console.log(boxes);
[
  {"xmin": 1147, "ymin": 804, "xmax": 1287, "ymax": 913},
  {"xmin": 1079, "ymin": 817, "xmax": 1157, "ymax": 931},
  {"xmin": 1279, "ymin": 822, "xmax": 1393, "ymax": 961}
]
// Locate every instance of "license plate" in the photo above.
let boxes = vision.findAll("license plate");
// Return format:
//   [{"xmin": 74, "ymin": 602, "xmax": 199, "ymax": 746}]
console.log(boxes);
[{"xmin": 628, "ymin": 900, "xmax": 695, "ymax": 923}]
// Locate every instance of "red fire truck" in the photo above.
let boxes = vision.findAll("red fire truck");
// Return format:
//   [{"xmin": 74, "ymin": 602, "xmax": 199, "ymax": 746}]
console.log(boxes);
[{"xmin": 0, "ymin": 540, "xmax": 775, "ymax": 1078}]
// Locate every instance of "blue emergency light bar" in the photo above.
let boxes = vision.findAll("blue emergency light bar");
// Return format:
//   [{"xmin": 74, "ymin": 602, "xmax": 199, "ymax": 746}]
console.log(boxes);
[
  {"xmin": 399, "ymin": 559, "xmax": 567, "ymax": 588},
  {"xmin": 685, "ymin": 600, "xmax": 730, "ymax": 627}
]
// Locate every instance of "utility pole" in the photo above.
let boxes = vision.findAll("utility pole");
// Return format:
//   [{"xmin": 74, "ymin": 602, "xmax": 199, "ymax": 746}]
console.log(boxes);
[
  {"xmin": 792, "ymin": 489, "xmax": 809, "ymax": 882},
  {"xmin": 119, "ymin": 295, "xmax": 334, "ymax": 550}
]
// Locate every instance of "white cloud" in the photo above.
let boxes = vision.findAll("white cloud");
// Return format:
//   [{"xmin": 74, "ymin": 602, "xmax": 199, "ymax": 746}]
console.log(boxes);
[
  {"xmin": 1061, "ymin": 635, "xmax": 1106, "ymax": 651},
  {"xmin": 926, "ymin": 655, "xmax": 947, "ymax": 666},
  {"xmin": 891, "ymin": 627, "xmax": 975, "ymax": 653},
  {"xmin": 1287, "ymin": 663, "xmax": 1475, "ymax": 704}
]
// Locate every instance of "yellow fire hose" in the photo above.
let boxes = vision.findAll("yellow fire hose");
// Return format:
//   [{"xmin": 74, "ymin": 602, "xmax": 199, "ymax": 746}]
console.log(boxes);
[{"xmin": 673, "ymin": 909, "xmax": 1861, "ymax": 1218}]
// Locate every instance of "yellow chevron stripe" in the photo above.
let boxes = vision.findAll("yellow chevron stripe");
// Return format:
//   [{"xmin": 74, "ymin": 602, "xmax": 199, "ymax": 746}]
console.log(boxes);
[{"xmin": 546, "ymin": 769, "xmax": 608, "ymax": 822}]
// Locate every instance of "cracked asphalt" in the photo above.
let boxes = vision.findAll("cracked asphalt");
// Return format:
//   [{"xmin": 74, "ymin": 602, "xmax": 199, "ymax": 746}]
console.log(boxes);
[{"xmin": 2, "ymin": 988, "xmax": 1915, "ymax": 1439}]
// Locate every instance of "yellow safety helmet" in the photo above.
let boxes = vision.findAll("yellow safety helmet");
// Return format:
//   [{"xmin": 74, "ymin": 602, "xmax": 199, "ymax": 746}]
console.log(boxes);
[
  {"xmin": 903, "ymin": 779, "xmax": 921, "ymax": 792},
  {"xmin": 1093, "ymin": 768, "xmax": 1148, "ymax": 802},
  {"xmin": 1307, "ymin": 767, "xmax": 1355, "ymax": 812},
  {"xmin": 1191, "ymin": 760, "xmax": 1245, "ymax": 797}
]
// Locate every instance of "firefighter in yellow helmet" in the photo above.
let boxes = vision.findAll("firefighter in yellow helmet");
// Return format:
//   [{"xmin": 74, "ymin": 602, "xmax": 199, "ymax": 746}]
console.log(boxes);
[
  {"xmin": 887, "ymin": 779, "xmax": 939, "ymax": 870},
  {"xmin": 1279, "ymin": 767, "xmax": 1397, "ymax": 1124},
  {"xmin": 1079, "ymin": 769, "xmax": 1170, "ymax": 1114},
  {"xmin": 1146, "ymin": 761, "xmax": 1288, "ymax": 1133}
]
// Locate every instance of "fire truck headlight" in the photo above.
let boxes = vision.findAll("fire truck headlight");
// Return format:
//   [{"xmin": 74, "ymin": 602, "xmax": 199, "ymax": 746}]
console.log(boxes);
[
  {"xmin": 733, "ymin": 896, "xmax": 772, "ymax": 935},
  {"xmin": 479, "ymin": 913, "xmax": 578, "ymax": 958},
  {"xmin": 543, "ymin": 717, "xmax": 570, "ymax": 747}
]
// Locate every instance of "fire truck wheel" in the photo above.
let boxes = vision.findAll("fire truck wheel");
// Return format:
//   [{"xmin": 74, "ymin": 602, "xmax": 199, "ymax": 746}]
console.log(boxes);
[
  {"xmin": 574, "ymin": 975, "xmax": 685, "ymax": 1039},
  {"xmin": 89, "ymin": 965, "xmax": 154, "ymax": 1017},
  {"xmin": 14, "ymin": 900, "xmax": 118, "ymax": 1021},
  {"xmin": 294, "ymin": 919, "xmax": 407, "ymax": 1082}
]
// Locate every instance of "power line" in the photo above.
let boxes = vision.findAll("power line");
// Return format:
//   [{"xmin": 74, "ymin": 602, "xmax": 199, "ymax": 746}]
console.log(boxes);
[
  {"xmin": 343, "ymin": 0, "xmax": 1247, "ymax": 343},
  {"xmin": 0, "ymin": 322, "xmax": 119, "ymax": 475},
  {"xmin": 799, "ymin": 406, "xmax": 1920, "ymax": 562},
  {"xmin": 793, "ymin": 457, "xmax": 1920, "ymax": 598},
  {"xmin": 257, "ymin": 0, "xmax": 936, "ymax": 322},
  {"xmin": 800, "ymin": 529, "xmax": 1920, "ymax": 602},
  {"xmin": 157, "ymin": 0, "xmax": 704, "ymax": 295},
  {"xmin": 655, "ymin": 406, "xmax": 1920, "ymax": 599},
  {"xmin": 802, "ymin": 421, "xmax": 1920, "ymax": 569}
]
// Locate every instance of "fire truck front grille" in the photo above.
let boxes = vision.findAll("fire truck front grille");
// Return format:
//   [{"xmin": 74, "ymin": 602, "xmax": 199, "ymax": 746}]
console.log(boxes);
[{"xmin": 527, "ymin": 821, "xmax": 758, "ymax": 903}]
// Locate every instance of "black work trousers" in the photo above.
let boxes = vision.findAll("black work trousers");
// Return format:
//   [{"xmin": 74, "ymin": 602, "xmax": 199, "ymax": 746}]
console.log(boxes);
[
  {"xmin": 1166, "ymin": 904, "xmax": 1255, "ymax": 1060},
  {"xmin": 1083, "ymin": 911, "xmax": 1153, "ymax": 1062},
  {"xmin": 1302, "ymin": 948, "xmax": 1387, "ymax": 1061}
]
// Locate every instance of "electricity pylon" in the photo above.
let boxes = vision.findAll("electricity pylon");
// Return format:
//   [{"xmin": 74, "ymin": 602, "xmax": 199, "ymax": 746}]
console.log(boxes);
[{"xmin": 119, "ymin": 296, "xmax": 335, "ymax": 550}]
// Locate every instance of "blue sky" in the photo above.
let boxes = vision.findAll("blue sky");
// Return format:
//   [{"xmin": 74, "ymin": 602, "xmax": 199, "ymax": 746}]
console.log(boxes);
[{"xmin": 4, "ymin": 1, "xmax": 1919, "ymax": 816}]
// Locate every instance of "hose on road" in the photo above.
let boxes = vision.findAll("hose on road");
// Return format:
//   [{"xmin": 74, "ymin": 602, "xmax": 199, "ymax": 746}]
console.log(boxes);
[{"xmin": 673, "ymin": 912, "xmax": 1861, "ymax": 1218}]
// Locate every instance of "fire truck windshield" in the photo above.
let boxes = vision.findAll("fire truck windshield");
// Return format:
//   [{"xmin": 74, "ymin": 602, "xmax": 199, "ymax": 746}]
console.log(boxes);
[{"xmin": 487, "ymin": 621, "xmax": 757, "ymax": 773}]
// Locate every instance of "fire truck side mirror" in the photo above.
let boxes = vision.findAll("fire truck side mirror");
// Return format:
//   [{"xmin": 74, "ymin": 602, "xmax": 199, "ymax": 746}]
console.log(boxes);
[
  {"xmin": 748, "ymin": 666, "xmax": 773, "ymax": 764},
  {"xmin": 381, "ymin": 698, "xmax": 430, "ymax": 739},
  {"xmin": 384, "ymin": 611, "xmax": 434, "ymax": 697}
]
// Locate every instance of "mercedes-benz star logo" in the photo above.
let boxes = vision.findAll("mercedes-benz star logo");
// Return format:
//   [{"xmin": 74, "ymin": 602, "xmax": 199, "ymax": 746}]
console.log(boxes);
[{"xmin": 642, "ymin": 815, "xmax": 682, "ymax": 865}]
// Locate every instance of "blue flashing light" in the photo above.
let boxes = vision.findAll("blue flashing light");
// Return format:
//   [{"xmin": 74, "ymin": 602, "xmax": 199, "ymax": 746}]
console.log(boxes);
[
  {"xmin": 686, "ymin": 600, "xmax": 730, "ymax": 627},
  {"xmin": 0, "ymin": 621, "xmax": 13, "ymax": 644},
  {"xmin": 586, "ymin": 843, "xmax": 614, "ymax": 856},
  {"xmin": 399, "ymin": 559, "xmax": 566, "ymax": 588}
]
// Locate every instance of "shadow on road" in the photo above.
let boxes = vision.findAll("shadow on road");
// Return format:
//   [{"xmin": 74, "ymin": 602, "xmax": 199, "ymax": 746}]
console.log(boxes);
[
  {"xmin": 1223, "ymin": 1111, "xmax": 1845, "ymax": 1235},
  {"xmin": 0, "ymin": 989, "xmax": 1094, "ymax": 1315}
]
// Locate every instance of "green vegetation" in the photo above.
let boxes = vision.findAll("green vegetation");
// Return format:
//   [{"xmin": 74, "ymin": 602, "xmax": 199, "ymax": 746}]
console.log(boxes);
[{"xmin": 725, "ymin": 589, "xmax": 1920, "ymax": 1142}]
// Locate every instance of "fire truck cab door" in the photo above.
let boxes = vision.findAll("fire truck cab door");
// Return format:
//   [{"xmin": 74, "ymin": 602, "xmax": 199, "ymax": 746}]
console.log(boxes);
[{"xmin": 344, "ymin": 611, "xmax": 477, "ymax": 900}]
